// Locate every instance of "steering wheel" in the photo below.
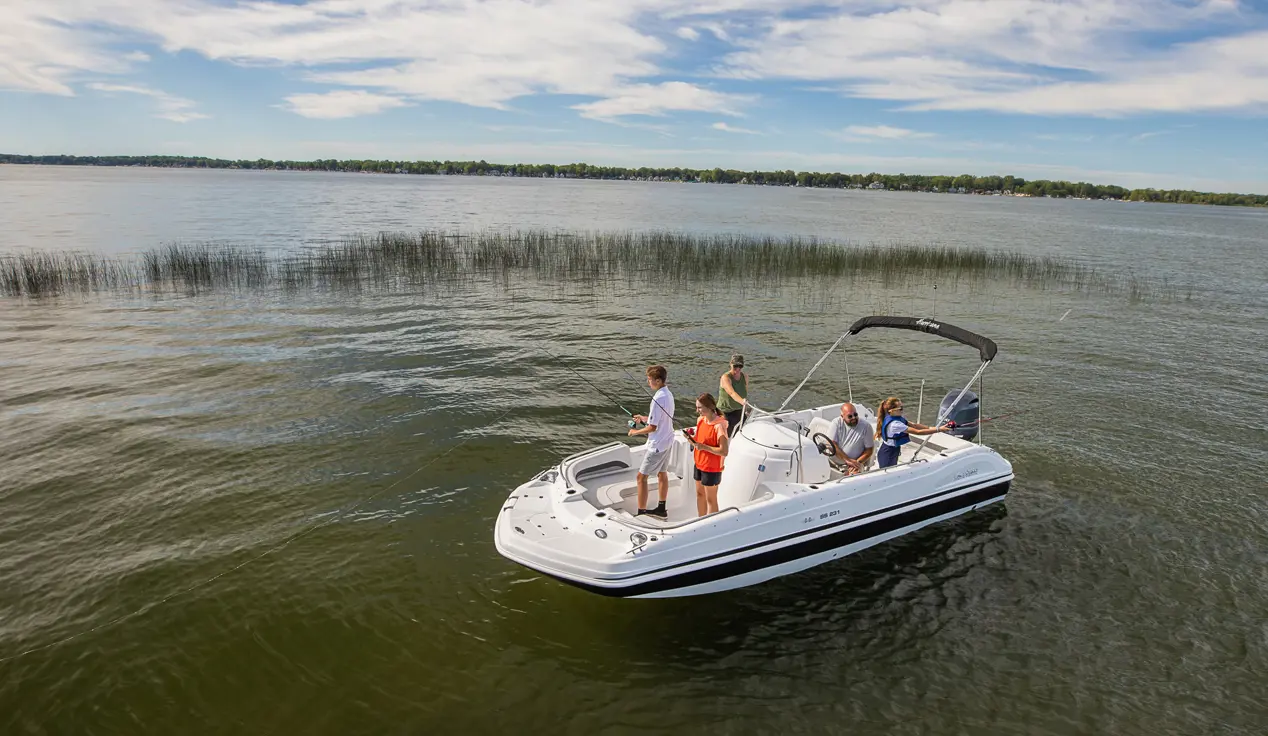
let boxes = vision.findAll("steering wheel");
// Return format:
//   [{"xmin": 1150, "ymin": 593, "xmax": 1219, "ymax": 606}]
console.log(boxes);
[{"xmin": 811, "ymin": 432, "xmax": 839, "ymax": 458}]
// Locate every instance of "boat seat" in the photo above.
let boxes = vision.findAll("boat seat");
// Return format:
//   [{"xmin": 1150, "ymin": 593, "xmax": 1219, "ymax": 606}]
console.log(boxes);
[
  {"xmin": 594, "ymin": 478, "xmax": 693, "ymax": 513},
  {"xmin": 595, "ymin": 478, "xmax": 685, "ymax": 507},
  {"xmin": 575, "ymin": 460, "xmax": 630, "ymax": 482},
  {"xmin": 594, "ymin": 480, "xmax": 637, "ymax": 508},
  {"xmin": 806, "ymin": 416, "xmax": 834, "ymax": 440}
]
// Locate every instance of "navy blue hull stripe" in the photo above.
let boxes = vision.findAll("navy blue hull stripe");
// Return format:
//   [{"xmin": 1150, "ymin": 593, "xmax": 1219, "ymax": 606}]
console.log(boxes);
[
  {"xmin": 608, "ymin": 474, "xmax": 1011, "ymax": 582},
  {"xmin": 541, "ymin": 479, "xmax": 1010, "ymax": 597}
]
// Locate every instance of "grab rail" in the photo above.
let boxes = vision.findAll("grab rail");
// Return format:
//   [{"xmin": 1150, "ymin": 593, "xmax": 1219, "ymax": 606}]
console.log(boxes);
[
  {"xmin": 620, "ymin": 491, "xmax": 776, "ymax": 531},
  {"xmin": 623, "ymin": 506, "xmax": 742, "ymax": 532},
  {"xmin": 626, "ymin": 506, "xmax": 743, "ymax": 554}
]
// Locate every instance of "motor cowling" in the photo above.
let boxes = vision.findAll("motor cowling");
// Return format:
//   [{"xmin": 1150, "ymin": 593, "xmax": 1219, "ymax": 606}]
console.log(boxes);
[{"xmin": 939, "ymin": 389, "xmax": 979, "ymax": 441}]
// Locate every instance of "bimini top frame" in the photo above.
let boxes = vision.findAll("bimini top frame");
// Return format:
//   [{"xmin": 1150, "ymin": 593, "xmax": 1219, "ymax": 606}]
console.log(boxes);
[
  {"xmin": 776, "ymin": 316, "xmax": 999, "ymax": 462},
  {"xmin": 845, "ymin": 316, "xmax": 997, "ymax": 363}
]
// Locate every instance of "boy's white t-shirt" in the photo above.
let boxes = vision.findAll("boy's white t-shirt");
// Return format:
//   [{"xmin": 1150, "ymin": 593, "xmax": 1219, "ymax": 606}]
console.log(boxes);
[{"xmin": 646, "ymin": 386, "xmax": 676, "ymax": 452}]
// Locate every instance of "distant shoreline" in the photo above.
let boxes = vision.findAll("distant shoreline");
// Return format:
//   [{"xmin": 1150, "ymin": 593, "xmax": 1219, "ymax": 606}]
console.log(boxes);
[{"xmin": 3, "ymin": 154, "xmax": 1265, "ymax": 208}]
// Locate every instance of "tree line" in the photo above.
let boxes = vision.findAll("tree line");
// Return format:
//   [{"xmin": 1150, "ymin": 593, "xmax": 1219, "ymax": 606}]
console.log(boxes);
[{"xmin": 3, "ymin": 154, "xmax": 1264, "ymax": 207}]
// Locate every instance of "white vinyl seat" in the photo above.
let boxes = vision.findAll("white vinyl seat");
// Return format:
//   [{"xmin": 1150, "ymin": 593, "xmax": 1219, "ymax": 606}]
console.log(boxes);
[
  {"xmin": 806, "ymin": 416, "xmax": 834, "ymax": 440},
  {"xmin": 594, "ymin": 480, "xmax": 637, "ymax": 508}
]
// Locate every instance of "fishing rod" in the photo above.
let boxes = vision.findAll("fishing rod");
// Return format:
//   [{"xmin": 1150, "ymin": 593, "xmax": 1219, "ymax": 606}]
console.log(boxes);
[
  {"xmin": 534, "ymin": 345, "xmax": 641, "ymax": 422},
  {"xmin": 595, "ymin": 343, "xmax": 684, "ymax": 431},
  {"xmin": 952, "ymin": 410, "xmax": 1028, "ymax": 429},
  {"xmin": 541, "ymin": 341, "xmax": 691, "ymax": 433}
]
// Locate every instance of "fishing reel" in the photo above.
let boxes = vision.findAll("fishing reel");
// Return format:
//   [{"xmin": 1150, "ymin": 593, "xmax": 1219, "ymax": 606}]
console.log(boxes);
[{"xmin": 627, "ymin": 419, "xmax": 645, "ymax": 429}]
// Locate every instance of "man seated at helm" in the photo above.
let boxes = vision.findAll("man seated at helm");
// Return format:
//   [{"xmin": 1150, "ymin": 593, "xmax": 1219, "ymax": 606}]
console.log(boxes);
[{"xmin": 826, "ymin": 402, "xmax": 875, "ymax": 475}]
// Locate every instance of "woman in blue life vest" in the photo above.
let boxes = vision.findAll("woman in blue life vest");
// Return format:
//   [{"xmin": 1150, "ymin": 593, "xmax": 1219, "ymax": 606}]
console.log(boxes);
[{"xmin": 874, "ymin": 396, "xmax": 951, "ymax": 468}]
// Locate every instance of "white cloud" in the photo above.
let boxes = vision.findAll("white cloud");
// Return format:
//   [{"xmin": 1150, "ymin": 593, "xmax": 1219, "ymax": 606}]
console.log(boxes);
[
  {"xmin": 5, "ymin": 0, "xmax": 1268, "ymax": 126},
  {"xmin": 87, "ymin": 82, "xmax": 207, "ymax": 122},
  {"xmin": 143, "ymin": 0, "xmax": 666, "ymax": 113},
  {"xmin": 840, "ymin": 125, "xmax": 934, "ymax": 140},
  {"xmin": 281, "ymin": 89, "xmax": 408, "ymax": 119},
  {"xmin": 902, "ymin": 30, "xmax": 1268, "ymax": 115},
  {"xmin": 0, "ymin": 5, "xmax": 134, "ymax": 95},
  {"xmin": 1036, "ymin": 133, "xmax": 1095, "ymax": 142},
  {"xmin": 701, "ymin": 22, "xmax": 732, "ymax": 42},
  {"xmin": 483, "ymin": 125, "xmax": 569, "ymax": 134},
  {"xmin": 712, "ymin": 121, "xmax": 760, "ymax": 134},
  {"xmin": 574, "ymin": 82, "xmax": 751, "ymax": 120},
  {"xmin": 0, "ymin": 1, "xmax": 811, "ymax": 119},
  {"xmin": 0, "ymin": 1, "xmax": 664, "ymax": 116},
  {"xmin": 123, "ymin": 50, "xmax": 150, "ymax": 63},
  {"xmin": 716, "ymin": 0, "xmax": 1268, "ymax": 117}
]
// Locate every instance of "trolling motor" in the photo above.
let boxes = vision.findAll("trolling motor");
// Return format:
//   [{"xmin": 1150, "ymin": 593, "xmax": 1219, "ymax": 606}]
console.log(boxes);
[{"xmin": 939, "ymin": 389, "xmax": 980, "ymax": 441}]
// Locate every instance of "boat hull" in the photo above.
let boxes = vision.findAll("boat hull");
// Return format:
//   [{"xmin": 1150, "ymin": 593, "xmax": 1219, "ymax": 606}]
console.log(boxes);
[
  {"xmin": 558, "ymin": 478, "xmax": 1007, "ymax": 598},
  {"xmin": 495, "ymin": 466, "xmax": 1010, "ymax": 598}
]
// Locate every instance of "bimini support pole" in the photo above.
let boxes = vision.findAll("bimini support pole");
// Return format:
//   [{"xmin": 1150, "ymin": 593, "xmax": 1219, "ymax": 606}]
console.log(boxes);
[
  {"xmin": 777, "ymin": 331, "xmax": 852, "ymax": 412},
  {"xmin": 909, "ymin": 360, "xmax": 991, "ymax": 463},
  {"xmin": 845, "ymin": 352, "xmax": 854, "ymax": 404},
  {"xmin": 978, "ymin": 367, "xmax": 984, "ymax": 446}
]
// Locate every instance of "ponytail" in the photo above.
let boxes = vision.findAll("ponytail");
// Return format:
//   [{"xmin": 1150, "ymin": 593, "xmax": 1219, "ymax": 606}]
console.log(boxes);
[{"xmin": 876, "ymin": 396, "xmax": 901, "ymax": 440}]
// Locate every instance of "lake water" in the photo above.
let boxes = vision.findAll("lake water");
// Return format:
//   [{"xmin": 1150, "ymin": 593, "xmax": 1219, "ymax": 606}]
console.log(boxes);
[{"xmin": 1, "ymin": 165, "xmax": 1266, "ymax": 734}]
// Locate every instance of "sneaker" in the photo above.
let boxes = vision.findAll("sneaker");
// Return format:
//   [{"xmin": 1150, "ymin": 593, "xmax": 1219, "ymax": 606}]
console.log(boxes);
[
  {"xmin": 636, "ymin": 508, "xmax": 650, "ymax": 516},
  {"xmin": 645, "ymin": 506, "xmax": 668, "ymax": 519}
]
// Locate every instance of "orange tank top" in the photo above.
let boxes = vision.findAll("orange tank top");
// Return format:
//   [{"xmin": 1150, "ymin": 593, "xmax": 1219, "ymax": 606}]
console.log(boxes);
[{"xmin": 693, "ymin": 416, "xmax": 727, "ymax": 473}]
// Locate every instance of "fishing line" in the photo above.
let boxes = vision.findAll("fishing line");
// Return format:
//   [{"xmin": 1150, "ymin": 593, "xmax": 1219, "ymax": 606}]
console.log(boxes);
[
  {"xmin": 534, "ymin": 344, "xmax": 637, "ymax": 418},
  {"xmin": 955, "ymin": 410, "xmax": 1028, "ymax": 428},
  {"xmin": 0, "ymin": 357, "xmax": 531, "ymax": 664},
  {"xmin": 593, "ymin": 343, "xmax": 685, "ymax": 431}
]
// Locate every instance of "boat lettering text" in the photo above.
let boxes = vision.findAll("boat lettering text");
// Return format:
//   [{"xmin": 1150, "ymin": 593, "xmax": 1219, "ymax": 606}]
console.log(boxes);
[
  {"xmin": 916, "ymin": 318, "xmax": 942, "ymax": 330},
  {"xmin": 953, "ymin": 468, "xmax": 980, "ymax": 481}
]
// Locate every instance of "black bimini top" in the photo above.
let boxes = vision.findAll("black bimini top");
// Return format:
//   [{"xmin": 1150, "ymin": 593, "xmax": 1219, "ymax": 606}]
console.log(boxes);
[{"xmin": 846, "ymin": 316, "xmax": 998, "ymax": 362}]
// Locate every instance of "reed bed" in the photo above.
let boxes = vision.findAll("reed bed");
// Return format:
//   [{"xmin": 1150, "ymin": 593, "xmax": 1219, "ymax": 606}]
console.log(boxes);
[
  {"xmin": 0, "ymin": 250, "xmax": 138, "ymax": 296},
  {"xmin": 1, "ymin": 230, "xmax": 1186, "ymax": 301}
]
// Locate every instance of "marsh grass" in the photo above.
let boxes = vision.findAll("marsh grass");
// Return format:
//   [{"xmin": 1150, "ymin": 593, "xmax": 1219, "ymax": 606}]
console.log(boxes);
[
  {"xmin": 1, "ymin": 229, "xmax": 1188, "ymax": 301},
  {"xmin": 1, "ymin": 250, "xmax": 138, "ymax": 296},
  {"xmin": 141, "ymin": 243, "xmax": 271, "ymax": 291}
]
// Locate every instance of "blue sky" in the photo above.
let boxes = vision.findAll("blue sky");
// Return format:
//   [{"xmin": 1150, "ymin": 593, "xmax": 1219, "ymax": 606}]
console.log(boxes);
[{"xmin": 3, "ymin": 0, "xmax": 1268, "ymax": 191}]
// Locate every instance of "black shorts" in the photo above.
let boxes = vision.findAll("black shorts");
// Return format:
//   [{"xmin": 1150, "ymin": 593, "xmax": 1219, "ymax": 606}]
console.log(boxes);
[{"xmin": 694, "ymin": 467, "xmax": 722, "ymax": 486}]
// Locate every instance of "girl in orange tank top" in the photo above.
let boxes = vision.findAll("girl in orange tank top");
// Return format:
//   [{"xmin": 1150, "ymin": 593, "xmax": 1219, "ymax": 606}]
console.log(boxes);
[{"xmin": 687, "ymin": 393, "xmax": 729, "ymax": 517}]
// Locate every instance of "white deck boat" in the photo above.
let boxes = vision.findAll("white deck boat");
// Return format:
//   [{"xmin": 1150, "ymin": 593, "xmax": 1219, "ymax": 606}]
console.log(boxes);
[{"xmin": 494, "ymin": 316, "xmax": 1013, "ymax": 598}]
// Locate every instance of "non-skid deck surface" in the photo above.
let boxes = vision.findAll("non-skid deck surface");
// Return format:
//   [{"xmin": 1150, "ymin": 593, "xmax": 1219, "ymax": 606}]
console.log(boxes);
[{"xmin": 605, "ymin": 476, "xmax": 706, "ymax": 527}]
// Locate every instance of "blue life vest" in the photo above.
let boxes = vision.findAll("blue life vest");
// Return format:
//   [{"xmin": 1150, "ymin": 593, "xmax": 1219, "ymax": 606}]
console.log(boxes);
[{"xmin": 882, "ymin": 415, "xmax": 911, "ymax": 446}]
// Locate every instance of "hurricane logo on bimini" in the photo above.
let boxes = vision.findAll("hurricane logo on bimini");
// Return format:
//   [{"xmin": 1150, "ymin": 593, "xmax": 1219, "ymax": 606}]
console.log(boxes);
[{"xmin": 916, "ymin": 318, "xmax": 941, "ymax": 330}]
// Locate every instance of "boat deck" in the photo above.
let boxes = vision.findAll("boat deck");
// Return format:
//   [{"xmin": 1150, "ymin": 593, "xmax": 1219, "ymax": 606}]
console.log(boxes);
[
  {"xmin": 574, "ymin": 430, "xmax": 979, "ymax": 528},
  {"xmin": 579, "ymin": 470, "xmax": 737, "ymax": 528}
]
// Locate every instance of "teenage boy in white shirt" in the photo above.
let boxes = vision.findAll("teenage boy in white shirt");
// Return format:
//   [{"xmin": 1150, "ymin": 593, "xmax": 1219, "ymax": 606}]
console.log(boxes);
[{"xmin": 628, "ymin": 364, "xmax": 675, "ymax": 519}]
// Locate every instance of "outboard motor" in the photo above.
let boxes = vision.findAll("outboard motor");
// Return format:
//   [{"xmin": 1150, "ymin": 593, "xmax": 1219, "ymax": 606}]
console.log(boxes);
[{"xmin": 939, "ymin": 389, "xmax": 980, "ymax": 441}]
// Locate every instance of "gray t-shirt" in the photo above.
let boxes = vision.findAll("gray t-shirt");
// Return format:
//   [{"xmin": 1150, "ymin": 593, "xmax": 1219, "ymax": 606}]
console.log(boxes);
[{"xmin": 828, "ymin": 417, "xmax": 876, "ymax": 460}]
